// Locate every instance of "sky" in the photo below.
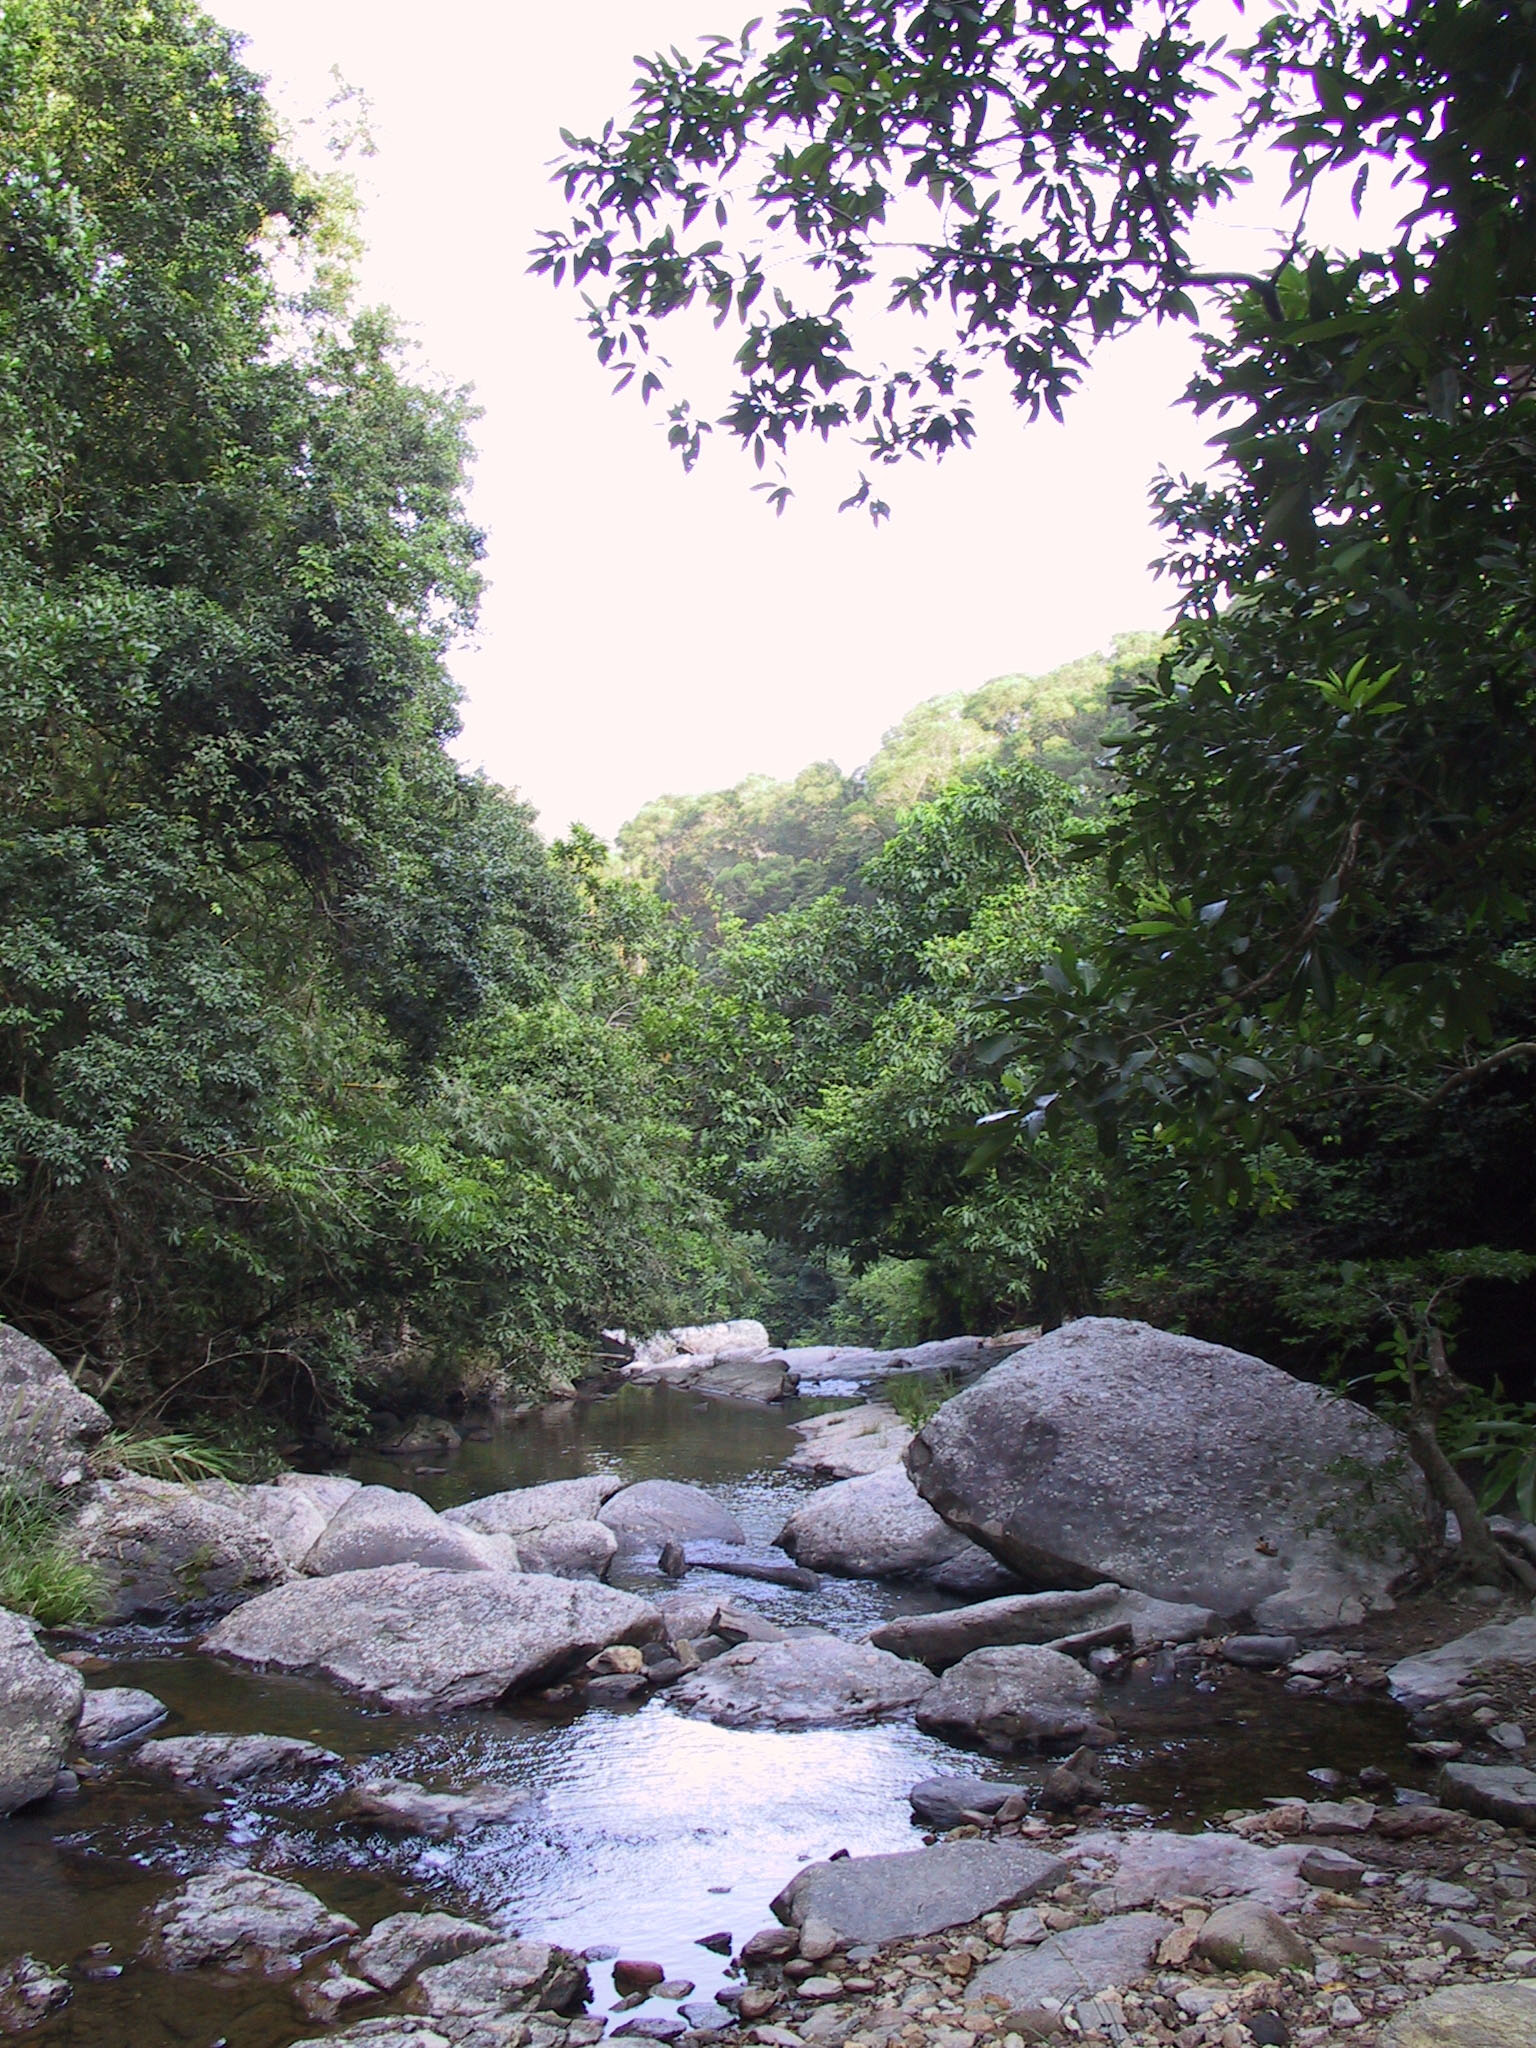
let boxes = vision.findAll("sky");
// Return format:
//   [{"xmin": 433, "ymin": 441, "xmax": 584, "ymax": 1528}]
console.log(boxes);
[{"xmin": 206, "ymin": 1, "xmax": 1236, "ymax": 841}]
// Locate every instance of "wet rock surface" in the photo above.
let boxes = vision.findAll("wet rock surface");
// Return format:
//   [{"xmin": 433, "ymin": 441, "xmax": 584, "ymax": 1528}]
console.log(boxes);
[
  {"xmin": 135, "ymin": 1731, "xmax": 341, "ymax": 1786},
  {"xmin": 0, "ymin": 1607, "xmax": 82, "ymax": 1815},
  {"xmin": 670, "ymin": 1632, "xmax": 936, "ymax": 1728},
  {"xmin": 915, "ymin": 1644, "xmax": 1115, "ymax": 1753},
  {"xmin": 343, "ymin": 1775, "xmax": 537, "ymax": 1835},
  {"xmin": 141, "ymin": 1869, "xmax": 358, "ymax": 1972},
  {"xmin": 76, "ymin": 1683, "xmax": 167, "ymax": 1749}
]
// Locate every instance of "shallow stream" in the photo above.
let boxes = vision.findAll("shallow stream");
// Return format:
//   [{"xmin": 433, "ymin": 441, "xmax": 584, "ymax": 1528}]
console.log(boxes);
[{"xmin": 5, "ymin": 1383, "xmax": 1425, "ymax": 2047}]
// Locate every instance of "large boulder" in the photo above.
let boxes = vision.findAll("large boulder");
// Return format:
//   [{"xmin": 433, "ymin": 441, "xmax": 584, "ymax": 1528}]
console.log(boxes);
[
  {"xmin": 300, "ymin": 1485, "xmax": 504, "ymax": 1577},
  {"xmin": 65, "ymin": 1476, "xmax": 290, "ymax": 1619},
  {"xmin": 0, "ymin": 1322, "xmax": 108, "ymax": 1487},
  {"xmin": 1379, "ymin": 1983, "xmax": 1536, "ymax": 2048},
  {"xmin": 442, "ymin": 1475, "xmax": 623, "ymax": 1539},
  {"xmin": 223, "ymin": 1482, "xmax": 332, "ymax": 1568},
  {"xmin": 788, "ymin": 1405, "xmax": 914, "ymax": 1479},
  {"xmin": 776, "ymin": 1466, "xmax": 985, "ymax": 1581},
  {"xmin": 514, "ymin": 1519, "xmax": 617, "ymax": 1579},
  {"xmin": 1388, "ymin": 1615, "xmax": 1536, "ymax": 1711},
  {"xmin": 599, "ymin": 1479, "xmax": 745, "ymax": 1556},
  {"xmin": 0, "ymin": 1608, "xmax": 82, "ymax": 1815},
  {"xmin": 915, "ymin": 1644, "xmax": 1114, "ymax": 1753},
  {"xmin": 1435, "ymin": 1760, "xmax": 1536, "ymax": 1828},
  {"xmin": 202, "ymin": 1562, "xmax": 662, "ymax": 1712},
  {"xmin": 408, "ymin": 1939, "xmax": 589, "ymax": 2020},
  {"xmin": 141, "ymin": 1869, "xmax": 356, "ymax": 1973},
  {"xmin": 273, "ymin": 1472, "xmax": 362, "ymax": 1518},
  {"xmin": 869, "ymin": 1583, "xmax": 1215, "ymax": 1669},
  {"xmin": 970, "ymin": 1913, "xmax": 1171, "ymax": 2006},
  {"xmin": 908, "ymin": 1318, "xmax": 1429, "ymax": 1627},
  {"xmin": 670, "ymin": 1633, "xmax": 935, "ymax": 1729},
  {"xmin": 772, "ymin": 1840, "xmax": 1066, "ymax": 1946}
]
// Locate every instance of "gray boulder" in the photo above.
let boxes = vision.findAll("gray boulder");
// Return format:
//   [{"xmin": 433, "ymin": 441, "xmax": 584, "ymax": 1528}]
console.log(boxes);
[
  {"xmin": 226, "ymin": 1482, "xmax": 332, "ymax": 1567},
  {"xmin": 671, "ymin": 1633, "xmax": 935, "ymax": 1729},
  {"xmin": 515, "ymin": 1519, "xmax": 617, "ymax": 1579},
  {"xmin": 869, "ymin": 1583, "xmax": 1215, "ymax": 1670},
  {"xmin": 1435, "ymin": 1760, "xmax": 1536, "ymax": 1828},
  {"xmin": 970, "ymin": 1912, "xmax": 1170, "ymax": 2005},
  {"xmin": 142, "ymin": 1869, "xmax": 357, "ymax": 1973},
  {"xmin": 136, "ymin": 1733, "xmax": 340, "ymax": 1788},
  {"xmin": 203, "ymin": 1562, "xmax": 662, "ymax": 1712},
  {"xmin": 908, "ymin": 1317, "xmax": 1428, "ymax": 1627},
  {"xmin": 916, "ymin": 1644, "xmax": 1113, "ymax": 1753},
  {"xmin": 788, "ymin": 1406, "xmax": 913, "ymax": 1479},
  {"xmin": 1380, "ymin": 1983, "xmax": 1536, "ymax": 2047},
  {"xmin": 772, "ymin": 1840, "xmax": 1066, "ymax": 1946},
  {"xmin": 632, "ymin": 1351, "xmax": 791, "ymax": 1402},
  {"xmin": 66, "ymin": 1476, "xmax": 290, "ymax": 1619},
  {"xmin": 77, "ymin": 1685, "xmax": 167, "ymax": 1749},
  {"xmin": 344, "ymin": 1776, "xmax": 535, "ymax": 1836},
  {"xmin": 1069, "ymin": 1828, "xmax": 1312, "ymax": 1910},
  {"xmin": 1388, "ymin": 1615, "xmax": 1536, "ymax": 1710},
  {"xmin": 1196, "ymin": 1899, "xmax": 1312, "ymax": 1971},
  {"xmin": 0, "ymin": 1607, "xmax": 83, "ymax": 1815},
  {"xmin": 351, "ymin": 1911, "xmax": 498, "ymax": 1992},
  {"xmin": 908, "ymin": 1775, "xmax": 1029, "ymax": 1829},
  {"xmin": 0, "ymin": 1322, "xmax": 109, "ymax": 1487},
  {"xmin": 300, "ymin": 1485, "xmax": 503, "ymax": 1577},
  {"xmin": 442, "ymin": 1475, "xmax": 623, "ymax": 1539},
  {"xmin": 776, "ymin": 1466, "xmax": 973, "ymax": 1579},
  {"xmin": 599, "ymin": 1480, "xmax": 745, "ymax": 1556},
  {"xmin": 408, "ymin": 1938, "xmax": 589, "ymax": 2019},
  {"xmin": 273, "ymin": 1472, "xmax": 362, "ymax": 1518}
]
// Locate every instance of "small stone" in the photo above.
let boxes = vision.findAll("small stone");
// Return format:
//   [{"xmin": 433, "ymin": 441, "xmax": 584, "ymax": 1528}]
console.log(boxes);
[
  {"xmin": 614, "ymin": 2018, "xmax": 686, "ymax": 2041},
  {"xmin": 1490, "ymin": 1721, "xmax": 1527, "ymax": 1751},
  {"xmin": 0, "ymin": 1957, "xmax": 71, "ymax": 2031},
  {"xmin": 1005, "ymin": 1911, "xmax": 1046, "ymax": 1947},
  {"xmin": 697, "ymin": 1932, "xmax": 733, "ymax": 1954},
  {"xmin": 741, "ymin": 1929, "xmax": 798, "ymax": 1965},
  {"xmin": 1330, "ymin": 1996, "xmax": 1363, "ymax": 2027},
  {"xmin": 293, "ymin": 1969, "xmax": 377, "ymax": 2021},
  {"xmin": 656, "ymin": 1979, "xmax": 694, "ymax": 1999},
  {"xmin": 1297, "ymin": 1847, "xmax": 1367, "ymax": 1890},
  {"xmin": 590, "ymin": 1645, "xmax": 646, "ymax": 1676},
  {"xmin": 1417, "ymin": 1879, "xmax": 1477, "ymax": 1910},
  {"xmin": 1290, "ymin": 1652, "xmax": 1350, "ymax": 1679},
  {"xmin": 798, "ymin": 1919, "xmax": 840, "ymax": 1965},
  {"xmin": 1429, "ymin": 1920, "xmax": 1502, "ymax": 1957},
  {"xmin": 614, "ymin": 1961, "xmax": 668, "ymax": 1995},
  {"xmin": 738, "ymin": 1988, "xmax": 779, "ymax": 2021},
  {"xmin": 1195, "ymin": 1902, "xmax": 1311, "ymax": 1974},
  {"xmin": 1220, "ymin": 1636, "xmax": 1298, "ymax": 1669},
  {"xmin": 1244, "ymin": 2013, "xmax": 1289, "ymax": 2047},
  {"xmin": 797, "ymin": 1979, "xmax": 843, "ymax": 2002}
]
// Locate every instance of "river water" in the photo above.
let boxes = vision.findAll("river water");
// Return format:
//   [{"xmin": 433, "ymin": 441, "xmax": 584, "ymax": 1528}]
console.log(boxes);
[{"xmin": 3, "ymin": 1383, "xmax": 1424, "ymax": 2047}]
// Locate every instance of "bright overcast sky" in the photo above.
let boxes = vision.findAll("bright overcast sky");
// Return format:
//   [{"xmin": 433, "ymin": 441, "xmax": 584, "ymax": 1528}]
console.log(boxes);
[{"xmin": 207, "ymin": 1, "xmax": 1236, "ymax": 840}]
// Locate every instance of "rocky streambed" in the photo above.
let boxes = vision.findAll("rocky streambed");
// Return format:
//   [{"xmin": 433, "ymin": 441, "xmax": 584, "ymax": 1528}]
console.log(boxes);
[{"xmin": 4, "ymin": 1318, "xmax": 1536, "ymax": 2048}]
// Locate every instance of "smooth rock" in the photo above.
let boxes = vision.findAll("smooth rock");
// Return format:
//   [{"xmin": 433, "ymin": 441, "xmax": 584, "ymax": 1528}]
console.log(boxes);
[
  {"xmin": 0, "ymin": 1322, "xmax": 109, "ymax": 1486},
  {"xmin": 1296, "ymin": 1846, "xmax": 1367, "ymax": 1890},
  {"xmin": 679, "ymin": 1998, "xmax": 735, "ymax": 2030},
  {"xmin": 274, "ymin": 1472, "xmax": 363, "ymax": 1517},
  {"xmin": 300, "ymin": 1485, "xmax": 501, "ymax": 1576},
  {"xmin": 970, "ymin": 1913, "xmax": 1171, "ymax": 2005},
  {"xmin": 915, "ymin": 1645, "xmax": 1113, "ymax": 1754},
  {"xmin": 67, "ymin": 1475, "xmax": 290, "ymax": 1618},
  {"xmin": 77, "ymin": 1685, "xmax": 167, "ymax": 1749},
  {"xmin": 0, "ymin": 1955, "xmax": 71, "ymax": 2032},
  {"xmin": 613, "ymin": 1960, "xmax": 666, "ymax": 1994},
  {"xmin": 136, "ymin": 1733, "xmax": 340, "ymax": 1787},
  {"xmin": 788, "ymin": 1407, "xmax": 914, "ymax": 1480},
  {"xmin": 869, "ymin": 1584, "xmax": 1214, "ymax": 1670},
  {"xmin": 776, "ymin": 1466, "xmax": 974, "ymax": 1580},
  {"xmin": 344, "ymin": 1776, "xmax": 534, "ymax": 1836},
  {"xmin": 350, "ymin": 1911, "xmax": 498, "ymax": 1992},
  {"xmin": 772, "ymin": 1841, "xmax": 1066, "ymax": 1946},
  {"xmin": 1195, "ymin": 1900, "xmax": 1312, "ymax": 1971},
  {"xmin": 409, "ymin": 1939, "xmax": 589, "ymax": 2019},
  {"xmin": 929, "ymin": 1547, "xmax": 1026, "ymax": 1595},
  {"xmin": 0, "ymin": 1607, "xmax": 83, "ymax": 1815},
  {"xmin": 740, "ymin": 1927, "xmax": 799, "ymax": 1963},
  {"xmin": 204, "ymin": 1562, "xmax": 662, "ymax": 1712},
  {"xmin": 1379, "ymin": 1982, "xmax": 1536, "ymax": 2047},
  {"xmin": 908, "ymin": 1775, "xmax": 1030, "ymax": 1829},
  {"xmin": 1220, "ymin": 1635, "xmax": 1299, "ymax": 1669},
  {"xmin": 671, "ymin": 1633, "xmax": 935, "ymax": 1729},
  {"xmin": 1070, "ymin": 1830, "xmax": 1312, "ymax": 1910},
  {"xmin": 1436, "ymin": 1760, "xmax": 1536, "ymax": 1828},
  {"xmin": 1389, "ymin": 1616, "xmax": 1536, "ymax": 1710},
  {"xmin": 516, "ymin": 1519, "xmax": 619, "ymax": 1580},
  {"xmin": 442, "ymin": 1477, "xmax": 624, "ymax": 1539},
  {"xmin": 142, "ymin": 1869, "xmax": 357, "ymax": 1973},
  {"xmin": 224, "ymin": 1482, "xmax": 331, "ymax": 1567},
  {"xmin": 600, "ymin": 1480, "xmax": 746, "ymax": 1556},
  {"xmin": 907, "ymin": 1317, "xmax": 1427, "ymax": 1627}
]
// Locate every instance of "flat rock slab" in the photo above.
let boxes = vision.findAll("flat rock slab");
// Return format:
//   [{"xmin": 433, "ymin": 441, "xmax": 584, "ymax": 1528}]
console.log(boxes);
[
  {"xmin": 776, "ymin": 1466, "xmax": 973, "ymax": 1580},
  {"xmin": 294, "ymin": 2021, "xmax": 452, "ymax": 2048},
  {"xmin": 136, "ymin": 1733, "xmax": 340, "ymax": 1787},
  {"xmin": 908, "ymin": 1316, "xmax": 1427, "ymax": 1628},
  {"xmin": 1380, "ymin": 1981, "xmax": 1536, "ymax": 2046},
  {"xmin": 630, "ymin": 1352, "xmax": 792, "ymax": 1402},
  {"xmin": 345, "ymin": 1775, "xmax": 535, "ymax": 1836},
  {"xmin": 870, "ymin": 1584, "xmax": 1214, "ymax": 1670},
  {"xmin": 300, "ymin": 1485, "xmax": 500, "ymax": 1577},
  {"xmin": 788, "ymin": 1406, "xmax": 914, "ymax": 1480},
  {"xmin": 670, "ymin": 1633, "xmax": 935, "ymax": 1729},
  {"xmin": 350, "ymin": 1911, "xmax": 498, "ymax": 1992},
  {"xmin": 1389, "ymin": 1615, "xmax": 1536, "ymax": 1710},
  {"xmin": 908, "ymin": 1775, "xmax": 1030, "ymax": 1829},
  {"xmin": 442, "ymin": 1476, "xmax": 623, "ymax": 1539},
  {"xmin": 1436, "ymin": 1760, "xmax": 1536, "ymax": 1828},
  {"xmin": 1070, "ymin": 1829, "xmax": 1312, "ymax": 1910},
  {"xmin": 67, "ymin": 1476, "xmax": 290, "ymax": 1620},
  {"xmin": 408, "ymin": 1938, "xmax": 588, "ymax": 2019},
  {"xmin": 772, "ymin": 1841, "xmax": 1067, "ymax": 1946},
  {"xmin": 970, "ymin": 1912, "xmax": 1172, "ymax": 2006},
  {"xmin": 142, "ymin": 1869, "xmax": 357, "ymax": 1973},
  {"xmin": 203, "ymin": 1562, "xmax": 662, "ymax": 1712},
  {"xmin": 0, "ymin": 1607, "xmax": 83, "ymax": 1816},
  {"xmin": 78, "ymin": 1685, "xmax": 167, "ymax": 1749},
  {"xmin": 599, "ymin": 1480, "xmax": 746, "ymax": 1555},
  {"xmin": 916, "ymin": 1644, "xmax": 1113, "ymax": 1755}
]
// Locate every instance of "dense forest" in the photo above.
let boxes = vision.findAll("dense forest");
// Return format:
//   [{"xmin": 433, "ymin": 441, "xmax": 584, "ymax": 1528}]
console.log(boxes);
[{"xmin": 3, "ymin": 0, "xmax": 1535, "ymax": 1504}]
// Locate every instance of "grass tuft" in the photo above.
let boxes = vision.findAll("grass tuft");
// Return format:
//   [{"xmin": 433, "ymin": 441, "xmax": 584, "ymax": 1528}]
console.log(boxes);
[{"xmin": 0, "ymin": 1485, "xmax": 101, "ymax": 1626}]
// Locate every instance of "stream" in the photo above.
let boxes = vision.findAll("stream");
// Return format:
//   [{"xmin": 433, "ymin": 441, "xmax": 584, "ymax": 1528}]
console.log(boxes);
[{"xmin": 3, "ymin": 1383, "xmax": 1426, "ymax": 2047}]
